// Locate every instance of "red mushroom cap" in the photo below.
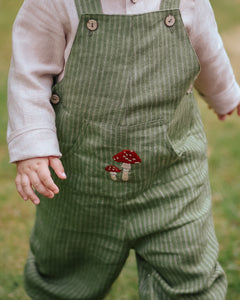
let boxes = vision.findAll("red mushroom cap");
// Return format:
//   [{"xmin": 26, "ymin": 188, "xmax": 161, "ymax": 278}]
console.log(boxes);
[
  {"xmin": 105, "ymin": 165, "xmax": 122, "ymax": 173},
  {"xmin": 112, "ymin": 150, "xmax": 141, "ymax": 164}
]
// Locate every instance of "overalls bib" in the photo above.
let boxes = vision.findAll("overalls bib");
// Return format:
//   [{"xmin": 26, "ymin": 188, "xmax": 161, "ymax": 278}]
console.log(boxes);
[{"xmin": 24, "ymin": 0, "xmax": 227, "ymax": 299}]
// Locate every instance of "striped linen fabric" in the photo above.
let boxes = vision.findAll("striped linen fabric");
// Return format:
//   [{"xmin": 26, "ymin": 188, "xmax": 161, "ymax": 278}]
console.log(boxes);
[{"xmin": 24, "ymin": 0, "xmax": 227, "ymax": 299}]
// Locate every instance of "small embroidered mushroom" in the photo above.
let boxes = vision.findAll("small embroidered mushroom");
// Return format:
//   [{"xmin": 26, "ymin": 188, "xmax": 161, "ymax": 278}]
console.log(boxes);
[
  {"xmin": 112, "ymin": 150, "xmax": 141, "ymax": 181},
  {"xmin": 105, "ymin": 165, "xmax": 122, "ymax": 181}
]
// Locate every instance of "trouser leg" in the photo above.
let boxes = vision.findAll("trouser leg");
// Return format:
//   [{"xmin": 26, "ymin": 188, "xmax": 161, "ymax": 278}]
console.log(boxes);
[
  {"xmin": 129, "ymin": 158, "xmax": 227, "ymax": 300},
  {"xmin": 24, "ymin": 188, "xmax": 130, "ymax": 300},
  {"xmin": 135, "ymin": 215, "xmax": 227, "ymax": 300},
  {"xmin": 134, "ymin": 182, "xmax": 227, "ymax": 300}
]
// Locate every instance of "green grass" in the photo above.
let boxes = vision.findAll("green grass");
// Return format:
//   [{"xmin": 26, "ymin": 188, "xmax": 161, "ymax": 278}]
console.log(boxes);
[
  {"xmin": 210, "ymin": 0, "xmax": 240, "ymax": 32},
  {"xmin": 0, "ymin": 0, "xmax": 23, "ymax": 75},
  {"xmin": 1, "ymin": 1, "xmax": 240, "ymax": 299}
]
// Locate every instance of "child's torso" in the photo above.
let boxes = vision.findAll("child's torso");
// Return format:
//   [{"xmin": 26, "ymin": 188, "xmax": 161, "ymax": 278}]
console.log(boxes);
[{"xmin": 50, "ymin": 0, "xmax": 206, "ymax": 198}]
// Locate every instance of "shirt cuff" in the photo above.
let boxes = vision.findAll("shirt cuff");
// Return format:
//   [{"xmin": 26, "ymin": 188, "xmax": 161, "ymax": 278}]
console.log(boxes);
[
  {"xmin": 8, "ymin": 129, "xmax": 61, "ymax": 163},
  {"xmin": 198, "ymin": 80, "xmax": 240, "ymax": 115}
]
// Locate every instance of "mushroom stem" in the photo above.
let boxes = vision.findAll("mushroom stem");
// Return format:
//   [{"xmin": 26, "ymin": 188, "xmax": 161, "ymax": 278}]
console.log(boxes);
[
  {"xmin": 122, "ymin": 169, "xmax": 129, "ymax": 181},
  {"xmin": 122, "ymin": 163, "xmax": 131, "ymax": 181},
  {"xmin": 110, "ymin": 172, "xmax": 117, "ymax": 181}
]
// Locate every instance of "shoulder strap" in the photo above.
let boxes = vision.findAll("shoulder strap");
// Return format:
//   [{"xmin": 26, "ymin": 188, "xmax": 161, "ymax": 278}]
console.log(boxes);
[
  {"xmin": 160, "ymin": 0, "xmax": 181, "ymax": 10},
  {"xmin": 74, "ymin": 0, "xmax": 103, "ymax": 15}
]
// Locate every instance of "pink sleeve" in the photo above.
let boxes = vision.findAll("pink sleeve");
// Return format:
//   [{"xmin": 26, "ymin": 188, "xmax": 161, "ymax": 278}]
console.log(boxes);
[
  {"xmin": 187, "ymin": 0, "xmax": 240, "ymax": 114},
  {"xmin": 7, "ymin": 0, "xmax": 75, "ymax": 162}
]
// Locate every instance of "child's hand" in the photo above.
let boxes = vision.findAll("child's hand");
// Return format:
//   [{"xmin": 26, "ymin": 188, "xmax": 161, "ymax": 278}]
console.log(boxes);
[
  {"xmin": 217, "ymin": 102, "xmax": 240, "ymax": 121},
  {"xmin": 15, "ymin": 157, "xmax": 66, "ymax": 205}
]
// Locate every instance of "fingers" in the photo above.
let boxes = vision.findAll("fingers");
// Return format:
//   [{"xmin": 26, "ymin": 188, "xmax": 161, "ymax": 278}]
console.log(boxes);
[
  {"xmin": 16, "ymin": 157, "xmax": 65, "ymax": 205},
  {"xmin": 30, "ymin": 171, "xmax": 55, "ymax": 198},
  {"xmin": 15, "ymin": 173, "xmax": 41, "ymax": 205},
  {"xmin": 37, "ymin": 164, "xmax": 59, "ymax": 194},
  {"xmin": 15, "ymin": 174, "xmax": 28, "ymax": 201},
  {"xmin": 217, "ymin": 114, "xmax": 227, "ymax": 121},
  {"xmin": 217, "ymin": 104, "xmax": 240, "ymax": 120},
  {"xmin": 217, "ymin": 108, "xmax": 235, "ymax": 121},
  {"xmin": 49, "ymin": 157, "xmax": 67, "ymax": 180}
]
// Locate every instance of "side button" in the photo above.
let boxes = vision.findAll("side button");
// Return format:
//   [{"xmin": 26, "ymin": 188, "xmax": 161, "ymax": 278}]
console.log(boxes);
[{"xmin": 50, "ymin": 94, "xmax": 60, "ymax": 104}]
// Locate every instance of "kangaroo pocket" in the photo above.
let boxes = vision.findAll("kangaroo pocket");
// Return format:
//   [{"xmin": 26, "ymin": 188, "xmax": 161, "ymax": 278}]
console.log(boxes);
[{"xmin": 55, "ymin": 117, "xmax": 194, "ymax": 200}]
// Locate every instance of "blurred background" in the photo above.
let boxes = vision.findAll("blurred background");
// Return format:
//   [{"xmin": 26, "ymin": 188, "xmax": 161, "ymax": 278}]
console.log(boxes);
[{"xmin": 0, "ymin": 0, "xmax": 239, "ymax": 299}]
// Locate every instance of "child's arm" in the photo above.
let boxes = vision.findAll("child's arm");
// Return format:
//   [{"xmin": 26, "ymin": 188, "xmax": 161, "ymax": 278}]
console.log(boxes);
[
  {"xmin": 190, "ymin": 0, "xmax": 240, "ymax": 118},
  {"xmin": 7, "ymin": 0, "xmax": 73, "ymax": 204},
  {"xmin": 7, "ymin": 0, "xmax": 71, "ymax": 163},
  {"xmin": 16, "ymin": 157, "xmax": 66, "ymax": 205}
]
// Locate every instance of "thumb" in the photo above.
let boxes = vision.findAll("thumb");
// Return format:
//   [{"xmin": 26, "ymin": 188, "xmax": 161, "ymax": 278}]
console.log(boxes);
[{"xmin": 49, "ymin": 157, "xmax": 67, "ymax": 179}]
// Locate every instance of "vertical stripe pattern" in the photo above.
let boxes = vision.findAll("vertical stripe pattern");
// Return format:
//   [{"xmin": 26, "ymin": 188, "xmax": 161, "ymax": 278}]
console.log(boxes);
[{"xmin": 24, "ymin": 0, "xmax": 227, "ymax": 299}]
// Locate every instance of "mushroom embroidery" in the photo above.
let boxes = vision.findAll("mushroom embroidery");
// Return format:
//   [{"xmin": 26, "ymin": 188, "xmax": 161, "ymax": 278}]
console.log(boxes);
[
  {"xmin": 112, "ymin": 150, "xmax": 141, "ymax": 181},
  {"xmin": 105, "ymin": 165, "xmax": 122, "ymax": 181}
]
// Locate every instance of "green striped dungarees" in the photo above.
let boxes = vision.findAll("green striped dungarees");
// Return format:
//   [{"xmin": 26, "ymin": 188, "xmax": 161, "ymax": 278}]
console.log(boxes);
[{"xmin": 24, "ymin": 0, "xmax": 227, "ymax": 299}]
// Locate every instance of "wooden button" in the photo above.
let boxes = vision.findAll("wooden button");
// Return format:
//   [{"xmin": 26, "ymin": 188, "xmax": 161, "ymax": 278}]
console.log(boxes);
[
  {"xmin": 50, "ymin": 94, "xmax": 60, "ymax": 104},
  {"xmin": 131, "ymin": 0, "xmax": 137, "ymax": 4},
  {"xmin": 165, "ymin": 15, "xmax": 176, "ymax": 27},
  {"xmin": 87, "ymin": 19, "xmax": 98, "ymax": 31}
]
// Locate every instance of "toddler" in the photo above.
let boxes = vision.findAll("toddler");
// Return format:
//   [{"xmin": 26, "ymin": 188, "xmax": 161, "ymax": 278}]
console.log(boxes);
[{"xmin": 8, "ymin": 0, "xmax": 240, "ymax": 299}]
